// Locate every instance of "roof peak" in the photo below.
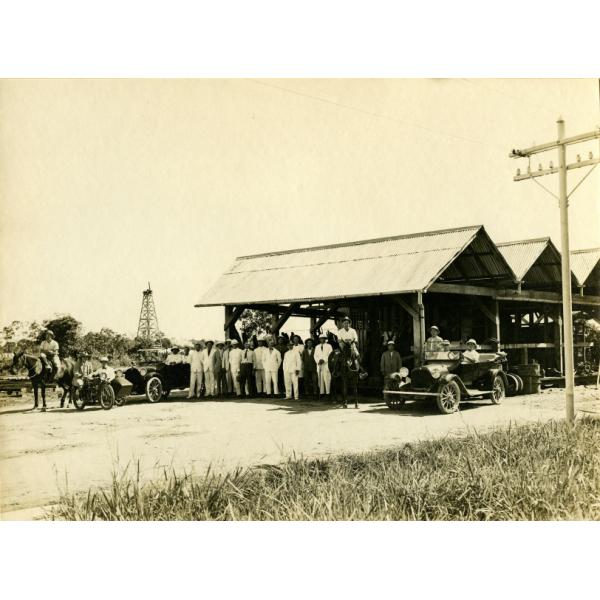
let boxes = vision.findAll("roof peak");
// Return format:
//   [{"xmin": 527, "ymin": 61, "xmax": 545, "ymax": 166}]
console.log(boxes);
[
  {"xmin": 497, "ymin": 237, "xmax": 551, "ymax": 247},
  {"xmin": 236, "ymin": 224, "xmax": 483, "ymax": 261}
]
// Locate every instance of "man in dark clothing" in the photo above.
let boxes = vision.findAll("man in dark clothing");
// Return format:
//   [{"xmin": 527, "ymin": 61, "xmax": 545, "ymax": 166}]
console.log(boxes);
[
  {"xmin": 302, "ymin": 338, "xmax": 318, "ymax": 399},
  {"xmin": 276, "ymin": 334, "xmax": 288, "ymax": 398},
  {"xmin": 380, "ymin": 340, "xmax": 402, "ymax": 390}
]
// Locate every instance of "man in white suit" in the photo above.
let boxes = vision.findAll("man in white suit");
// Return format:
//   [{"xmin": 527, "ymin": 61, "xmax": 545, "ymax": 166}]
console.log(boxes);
[
  {"xmin": 228, "ymin": 339, "xmax": 243, "ymax": 397},
  {"xmin": 263, "ymin": 337, "xmax": 282, "ymax": 397},
  {"xmin": 202, "ymin": 340, "xmax": 217, "ymax": 397},
  {"xmin": 283, "ymin": 340, "xmax": 302, "ymax": 400},
  {"xmin": 314, "ymin": 332, "xmax": 333, "ymax": 399},
  {"xmin": 187, "ymin": 341, "xmax": 204, "ymax": 399}
]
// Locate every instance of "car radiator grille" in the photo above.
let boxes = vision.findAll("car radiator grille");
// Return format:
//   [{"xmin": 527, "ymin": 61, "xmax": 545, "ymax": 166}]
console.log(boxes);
[{"xmin": 410, "ymin": 368, "xmax": 434, "ymax": 390}]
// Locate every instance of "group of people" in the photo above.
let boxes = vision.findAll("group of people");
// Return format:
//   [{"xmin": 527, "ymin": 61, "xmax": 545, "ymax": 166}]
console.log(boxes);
[{"xmin": 169, "ymin": 316, "xmax": 361, "ymax": 402}]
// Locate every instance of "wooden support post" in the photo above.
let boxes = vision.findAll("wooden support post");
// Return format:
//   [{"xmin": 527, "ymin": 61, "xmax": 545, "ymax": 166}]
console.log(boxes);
[
  {"xmin": 271, "ymin": 303, "xmax": 299, "ymax": 335},
  {"xmin": 411, "ymin": 292, "xmax": 426, "ymax": 366},
  {"xmin": 494, "ymin": 300, "xmax": 501, "ymax": 348},
  {"xmin": 310, "ymin": 305, "xmax": 338, "ymax": 334},
  {"xmin": 224, "ymin": 305, "xmax": 245, "ymax": 342}
]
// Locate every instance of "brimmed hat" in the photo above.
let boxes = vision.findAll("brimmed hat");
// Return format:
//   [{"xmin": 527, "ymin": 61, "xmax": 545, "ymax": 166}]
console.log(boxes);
[
  {"xmin": 387, "ymin": 340, "xmax": 395, "ymax": 346},
  {"xmin": 231, "ymin": 339, "xmax": 239, "ymax": 345},
  {"xmin": 466, "ymin": 339, "xmax": 478, "ymax": 347},
  {"xmin": 171, "ymin": 346, "xmax": 180, "ymax": 351},
  {"xmin": 45, "ymin": 330, "xmax": 55, "ymax": 338},
  {"xmin": 205, "ymin": 339, "xmax": 214, "ymax": 344},
  {"xmin": 430, "ymin": 325, "xmax": 440, "ymax": 332},
  {"xmin": 318, "ymin": 332, "xmax": 328, "ymax": 339},
  {"xmin": 342, "ymin": 316, "xmax": 351, "ymax": 323},
  {"xmin": 99, "ymin": 356, "xmax": 109, "ymax": 362},
  {"xmin": 215, "ymin": 340, "xmax": 224, "ymax": 346}
]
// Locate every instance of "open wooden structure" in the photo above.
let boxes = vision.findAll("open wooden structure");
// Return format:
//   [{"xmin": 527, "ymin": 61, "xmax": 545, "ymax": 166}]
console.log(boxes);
[{"xmin": 196, "ymin": 225, "xmax": 600, "ymax": 385}]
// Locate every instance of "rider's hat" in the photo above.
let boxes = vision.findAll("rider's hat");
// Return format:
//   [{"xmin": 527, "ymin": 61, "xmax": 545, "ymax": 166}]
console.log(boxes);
[
  {"xmin": 99, "ymin": 356, "xmax": 109, "ymax": 362},
  {"xmin": 430, "ymin": 325, "xmax": 440, "ymax": 332},
  {"xmin": 46, "ymin": 330, "xmax": 55, "ymax": 338},
  {"xmin": 466, "ymin": 338, "xmax": 478, "ymax": 347}
]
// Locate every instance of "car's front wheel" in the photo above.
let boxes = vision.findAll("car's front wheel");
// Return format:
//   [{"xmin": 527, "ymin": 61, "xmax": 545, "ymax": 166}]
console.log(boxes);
[
  {"xmin": 436, "ymin": 380, "xmax": 461, "ymax": 414},
  {"xmin": 146, "ymin": 376, "xmax": 163, "ymax": 403},
  {"xmin": 491, "ymin": 375, "xmax": 505, "ymax": 404}
]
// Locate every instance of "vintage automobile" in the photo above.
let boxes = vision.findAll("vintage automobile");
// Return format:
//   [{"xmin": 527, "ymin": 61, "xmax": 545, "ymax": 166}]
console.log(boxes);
[
  {"xmin": 123, "ymin": 349, "xmax": 190, "ymax": 403},
  {"xmin": 384, "ymin": 349, "xmax": 508, "ymax": 414},
  {"xmin": 73, "ymin": 372, "xmax": 115, "ymax": 410}
]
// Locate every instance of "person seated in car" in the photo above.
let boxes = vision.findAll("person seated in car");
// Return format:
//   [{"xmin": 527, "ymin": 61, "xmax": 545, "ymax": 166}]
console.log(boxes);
[
  {"xmin": 462, "ymin": 339, "xmax": 480, "ymax": 363},
  {"xmin": 165, "ymin": 346, "xmax": 184, "ymax": 364},
  {"xmin": 425, "ymin": 325, "xmax": 444, "ymax": 351},
  {"xmin": 92, "ymin": 356, "xmax": 116, "ymax": 381}
]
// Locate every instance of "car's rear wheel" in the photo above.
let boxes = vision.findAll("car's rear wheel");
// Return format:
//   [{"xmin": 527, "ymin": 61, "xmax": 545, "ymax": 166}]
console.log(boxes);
[
  {"xmin": 491, "ymin": 375, "xmax": 505, "ymax": 404},
  {"xmin": 146, "ymin": 376, "xmax": 163, "ymax": 403},
  {"xmin": 436, "ymin": 381, "xmax": 461, "ymax": 414}
]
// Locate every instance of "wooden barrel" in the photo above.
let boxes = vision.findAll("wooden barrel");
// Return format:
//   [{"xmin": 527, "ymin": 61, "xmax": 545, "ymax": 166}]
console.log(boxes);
[{"xmin": 522, "ymin": 375, "xmax": 541, "ymax": 394}]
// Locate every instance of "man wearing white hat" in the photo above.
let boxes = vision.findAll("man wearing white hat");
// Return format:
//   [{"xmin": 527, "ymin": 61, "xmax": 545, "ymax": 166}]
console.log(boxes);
[
  {"xmin": 202, "ymin": 340, "xmax": 217, "ymax": 397},
  {"xmin": 337, "ymin": 316, "xmax": 358, "ymax": 347},
  {"xmin": 314, "ymin": 332, "xmax": 333, "ymax": 399},
  {"xmin": 463, "ymin": 339, "xmax": 480, "ymax": 364},
  {"xmin": 263, "ymin": 336, "xmax": 282, "ymax": 397},
  {"xmin": 283, "ymin": 340, "xmax": 302, "ymax": 400},
  {"xmin": 165, "ymin": 346, "xmax": 184, "ymax": 365},
  {"xmin": 253, "ymin": 336, "xmax": 267, "ymax": 396},
  {"xmin": 187, "ymin": 342, "xmax": 204, "ymax": 399},
  {"xmin": 228, "ymin": 339, "xmax": 243, "ymax": 396},
  {"xmin": 92, "ymin": 356, "xmax": 115, "ymax": 381}
]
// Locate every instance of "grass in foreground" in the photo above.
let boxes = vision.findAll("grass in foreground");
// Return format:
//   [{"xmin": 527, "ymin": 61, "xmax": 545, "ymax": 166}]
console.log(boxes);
[{"xmin": 49, "ymin": 418, "xmax": 600, "ymax": 520}]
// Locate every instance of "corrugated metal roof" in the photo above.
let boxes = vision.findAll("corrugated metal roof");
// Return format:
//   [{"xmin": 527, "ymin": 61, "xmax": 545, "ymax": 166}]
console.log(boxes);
[
  {"xmin": 571, "ymin": 247, "xmax": 600, "ymax": 288},
  {"xmin": 196, "ymin": 225, "xmax": 516, "ymax": 307},
  {"xmin": 497, "ymin": 238, "xmax": 551, "ymax": 281}
]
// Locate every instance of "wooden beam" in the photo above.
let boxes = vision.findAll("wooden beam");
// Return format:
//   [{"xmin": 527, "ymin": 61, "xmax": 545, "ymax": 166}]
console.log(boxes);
[
  {"xmin": 475, "ymin": 298, "xmax": 497, "ymax": 325},
  {"xmin": 310, "ymin": 305, "xmax": 338, "ymax": 334},
  {"xmin": 224, "ymin": 305, "xmax": 245, "ymax": 342},
  {"xmin": 429, "ymin": 282, "xmax": 497, "ymax": 297},
  {"xmin": 272, "ymin": 303, "xmax": 299, "ymax": 334},
  {"xmin": 394, "ymin": 295, "xmax": 418, "ymax": 320}
]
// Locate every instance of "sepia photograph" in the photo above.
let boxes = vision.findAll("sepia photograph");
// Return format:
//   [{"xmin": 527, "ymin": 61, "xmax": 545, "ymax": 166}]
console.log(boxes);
[{"xmin": 1, "ymin": 77, "xmax": 598, "ymax": 523}]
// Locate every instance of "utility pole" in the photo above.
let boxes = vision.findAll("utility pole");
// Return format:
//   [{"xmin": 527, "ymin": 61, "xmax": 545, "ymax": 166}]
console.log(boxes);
[{"xmin": 509, "ymin": 118, "xmax": 600, "ymax": 425}]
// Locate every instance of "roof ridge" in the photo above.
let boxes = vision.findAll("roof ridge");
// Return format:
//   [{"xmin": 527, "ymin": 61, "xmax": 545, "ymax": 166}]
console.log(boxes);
[
  {"xmin": 497, "ymin": 237, "xmax": 551, "ymax": 246},
  {"xmin": 571, "ymin": 247, "xmax": 600, "ymax": 254},
  {"xmin": 235, "ymin": 224, "xmax": 483, "ymax": 260}
]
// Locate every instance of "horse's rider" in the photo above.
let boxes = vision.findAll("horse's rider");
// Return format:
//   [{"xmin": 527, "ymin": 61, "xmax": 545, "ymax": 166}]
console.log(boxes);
[
  {"xmin": 40, "ymin": 330, "xmax": 60, "ymax": 377},
  {"xmin": 92, "ymin": 356, "xmax": 116, "ymax": 381},
  {"xmin": 337, "ymin": 316, "xmax": 358, "ymax": 347}
]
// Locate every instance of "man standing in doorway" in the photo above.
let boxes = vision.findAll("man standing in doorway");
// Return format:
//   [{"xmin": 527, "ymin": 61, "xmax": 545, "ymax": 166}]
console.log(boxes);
[
  {"xmin": 380, "ymin": 340, "xmax": 402, "ymax": 390},
  {"xmin": 314, "ymin": 331, "xmax": 333, "ymax": 400}
]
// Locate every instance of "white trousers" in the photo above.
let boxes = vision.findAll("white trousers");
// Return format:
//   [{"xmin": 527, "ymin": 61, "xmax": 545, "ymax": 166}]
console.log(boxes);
[
  {"xmin": 265, "ymin": 370, "xmax": 279, "ymax": 395},
  {"xmin": 254, "ymin": 369, "xmax": 265, "ymax": 393},
  {"xmin": 231, "ymin": 368, "xmax": 241, "ymax": 395},
  {"xmin": 318, "ymin": 364, "xmax": 331, "ymax": 394},
  {"xmin": 284, "ymin": 371, "xmax": 299, "ymax": 399},
  {"xmin": 204, "ymin": 371, "xmax": 215, "ymax": 396},
  {"xmin": 189, "ymin": 370, "xmax": 204, "ymax": 397}
]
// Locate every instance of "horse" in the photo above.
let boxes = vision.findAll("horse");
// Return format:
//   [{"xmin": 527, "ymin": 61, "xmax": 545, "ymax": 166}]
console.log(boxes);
[
  {"xmin": 329, "ymin": 341, "xmax": 365, "ymax": 409},
  {"xmin": 11, "ymin": 352, "xmax": 78, "ymax": 411}
]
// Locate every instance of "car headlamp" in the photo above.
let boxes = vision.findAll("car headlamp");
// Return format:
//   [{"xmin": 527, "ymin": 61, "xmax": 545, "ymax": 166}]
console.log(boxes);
[
  {"xmin": 399, "ymin": 367, "xmax": 409, "ymax": 378},
  {"xmin": 430, "ymin": 367, "xmax": 442, "ymax": 379}
]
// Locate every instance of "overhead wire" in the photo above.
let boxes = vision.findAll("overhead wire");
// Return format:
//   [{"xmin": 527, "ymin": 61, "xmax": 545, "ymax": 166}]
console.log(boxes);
[{"xmin": 248, "ymin": 78, "xmax": 507, "ymax": 152}]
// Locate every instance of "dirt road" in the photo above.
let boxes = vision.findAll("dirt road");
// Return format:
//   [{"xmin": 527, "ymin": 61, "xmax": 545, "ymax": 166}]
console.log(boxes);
[{"xmin": 1, "ymin": 386, "xmax": 599, "ymax": 519}]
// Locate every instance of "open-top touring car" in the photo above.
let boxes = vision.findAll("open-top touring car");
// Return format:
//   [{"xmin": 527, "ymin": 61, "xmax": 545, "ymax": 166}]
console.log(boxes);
[
  {"xmin": 384, "ymin": 348, "xmax": 508, "ymax": 414},
  {"xmin": 123, "ymin": 348, "xmax": 190, "ymax": 403}
]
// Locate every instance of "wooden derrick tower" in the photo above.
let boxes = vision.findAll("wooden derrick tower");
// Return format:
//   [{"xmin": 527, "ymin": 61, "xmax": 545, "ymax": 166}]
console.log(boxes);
[{"xmin": 137, "ymin": 282, "xmax": 161, "ymax": 344}]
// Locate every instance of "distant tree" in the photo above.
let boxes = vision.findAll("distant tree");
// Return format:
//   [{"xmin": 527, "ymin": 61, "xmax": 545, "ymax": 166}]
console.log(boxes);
[
  {"xmin": 160, "ymin": 337, "xmax": 172, "ymax": 349},
  {"xmin": 239, "ymin": 309, "xmax": 272, "ymax": 341},
  {"xmin": 77, "ymin": 328, "xmax": 132, "ymax": 361},
  {"xmin": 41, "ymin": 315, "xmax": 81, "ymax": 356}
]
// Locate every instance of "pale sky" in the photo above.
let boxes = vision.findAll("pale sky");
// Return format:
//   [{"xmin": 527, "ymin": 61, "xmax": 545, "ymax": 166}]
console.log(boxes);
[{"xmin": 1, "ymin": 79, "xmax": 599, "ymax": 340}]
